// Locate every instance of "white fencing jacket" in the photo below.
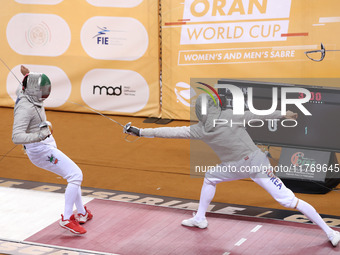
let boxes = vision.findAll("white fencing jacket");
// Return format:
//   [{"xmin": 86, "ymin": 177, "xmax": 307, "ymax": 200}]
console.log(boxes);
[
  {"xmin": 12, "ymin": 91, "xmax": 55, "ymax": 146},
  {"xmin": 141, "ymin": 95, "xmax": 282, "ymax": 163}
]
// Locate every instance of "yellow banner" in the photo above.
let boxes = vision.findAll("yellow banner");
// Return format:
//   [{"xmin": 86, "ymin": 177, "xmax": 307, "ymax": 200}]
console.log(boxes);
[
  {"xmin": 0, "ymin": 0, "xmax": 160, "ymax": 117},
  {"xmin": 162, "ymin": 0, "xmax": 340, "ymax": 120}
]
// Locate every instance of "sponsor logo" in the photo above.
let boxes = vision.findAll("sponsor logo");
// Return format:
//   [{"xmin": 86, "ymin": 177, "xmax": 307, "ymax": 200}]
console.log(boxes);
[
  {"xmin": 81, "ymin": 17, "xmax": 148, "ymax": 60},
  {"xmin": 26, "ymin": 22, "xmax": 51, "ymax": 48},
  {"xmin": 93, "ymin": 85, "xmax": 122, "ymax": 96},
  {"xmin": 92, "ymin": 84, "xmax": 138, "ymax": 97},
  {"xmin": 7, "ymin": 13, "xmax": 71, "ymax": 56},
  {"xmin": 93, "ymin": 26, "xmax": 111, "ymax": 38},
  {"xmin": 81, "ymin": 69, "xmax": 149, "ymax": 113},
  {"xmin": 291, "ymin": 152, "xmax": 316, "ymax": 167},
  {"xmin": 92, "ymin": 26, "xmax": 123, "ymax": 45}
]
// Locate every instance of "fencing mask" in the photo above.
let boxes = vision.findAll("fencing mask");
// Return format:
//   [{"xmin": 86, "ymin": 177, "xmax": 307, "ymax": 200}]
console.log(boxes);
[{"xmin": 23, "ymin": 72, "xmax": 51, "ymax": 103}]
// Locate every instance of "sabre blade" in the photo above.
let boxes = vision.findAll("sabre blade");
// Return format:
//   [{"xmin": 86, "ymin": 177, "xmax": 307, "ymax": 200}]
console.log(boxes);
[
  {"xmin": 0, "ymin": 58, "xmax": 22, "ymax": 85},
  {"xmin": 51, "ymin": 98, "xmax": 125, "ymax": 128}
]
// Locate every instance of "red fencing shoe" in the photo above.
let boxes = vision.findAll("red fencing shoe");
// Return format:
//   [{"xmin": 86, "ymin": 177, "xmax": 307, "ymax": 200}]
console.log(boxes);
[
  {"xmin": 59, "ymin": 214, "xmax": 87, "ymax": 234},
  {"xmin": 76, "ymin": 206, "xmax": 93, "ymax": 224}
]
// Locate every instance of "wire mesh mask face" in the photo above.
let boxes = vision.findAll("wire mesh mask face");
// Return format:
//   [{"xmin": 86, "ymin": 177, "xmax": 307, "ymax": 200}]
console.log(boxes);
[
  {"xmin": 24, "ymin": 73, "xmax": 51, "ymax": 102},
  {"xmin": 195, "ymin": 94, "xmax": 221, "ymax": 132}
]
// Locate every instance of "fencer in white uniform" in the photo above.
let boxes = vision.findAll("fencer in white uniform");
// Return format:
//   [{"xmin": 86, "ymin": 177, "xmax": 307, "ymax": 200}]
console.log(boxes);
[
  {"xmin": 12, "ymin": 66, "xmax": 92, "ymax": 234},
  {"xmin": 124, "ymin": 93, "xmax": 340, "ymax": 247}
]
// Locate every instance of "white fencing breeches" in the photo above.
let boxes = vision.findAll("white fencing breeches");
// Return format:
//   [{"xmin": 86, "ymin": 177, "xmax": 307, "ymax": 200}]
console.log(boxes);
[
  {"xmin": 25, "ymin": 142, "xmax": 85, "ymax": 218},
  {"xmin": 195, "ymin": 150, "xmax": 333, "ymax": 237},
  {"xmin": 25, "ymin": 143, "xmax": 83, "ymax": 185},
  {"xmin": 204, "ymin": 149, "xmax": 297, "ymax": 208}
]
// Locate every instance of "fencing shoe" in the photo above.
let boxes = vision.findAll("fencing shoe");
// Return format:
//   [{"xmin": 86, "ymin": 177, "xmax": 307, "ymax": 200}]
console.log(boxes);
[
  {"xmin": 181, "ymin": 214, "xmax": 208, "ymax": 229},
  {"xmin": 76, "ymin": 206, "xmax": 93, "ymax": 224},
  {"xmin": 59, "ymin": 214, "xmax": 87, "ymax": 234},
  {"xmin": 328, "ymin": 230, "xmax": 340, "ymax": 247}
]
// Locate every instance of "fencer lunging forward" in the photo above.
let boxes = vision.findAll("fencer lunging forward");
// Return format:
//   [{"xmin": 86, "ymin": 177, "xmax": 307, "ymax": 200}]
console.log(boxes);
[
  {"xmin": 12, "ymin": 65, "xmax": 92, "ymax": 234},
  {"xmin": 124, "ymin": 93, "xmax": 340, "ymax": 247}
]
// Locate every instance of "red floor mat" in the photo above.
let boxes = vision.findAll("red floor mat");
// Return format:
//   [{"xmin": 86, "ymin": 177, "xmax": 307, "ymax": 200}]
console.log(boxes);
[{"xmin": 25, "ymin": 199, "xmax": 340, "ymax": 255}]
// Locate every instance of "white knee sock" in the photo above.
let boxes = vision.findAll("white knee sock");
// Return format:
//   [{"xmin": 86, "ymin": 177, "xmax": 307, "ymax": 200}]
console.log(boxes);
[
  {"xmin": 194, "ymin": 179, "xmax": 216, "ymax": 221},
  {"xmin": 75, "ymin": 186, "xmax": 86, "ymax": 215},
  {"xmin": 64, "ymin": 183, "xmax": 80, "ymax": 219},
  {"xmin": 296, "ymin": 199, "xmax": 333, "ymax": 236}
]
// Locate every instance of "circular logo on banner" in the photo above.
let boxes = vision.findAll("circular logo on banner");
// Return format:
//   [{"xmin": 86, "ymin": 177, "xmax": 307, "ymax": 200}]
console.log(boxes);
[
  {"xmin": 81, "ymin": 69, "xmax": 149, "ymax": 113},
  {"xmin": 15, "ymin": 0, "xmax": 64, "ymax": 4},
  {"xmin": 81, "ymin": 16, "xmax": 148, "ymax": 61},
  {"xmin": 7, "ymin": 13, "xmax": 71, "ymax": 56},
  {"xmin": 86, "ymin": 0, "xmax": 143, "ymax": 8},
  {"xmin": 6, "ymin": 65, "xmax": 72, "ymax": 108},
  {"xmin": 26, "ymin": 22, "xmax": 50, "ymax": 48}
]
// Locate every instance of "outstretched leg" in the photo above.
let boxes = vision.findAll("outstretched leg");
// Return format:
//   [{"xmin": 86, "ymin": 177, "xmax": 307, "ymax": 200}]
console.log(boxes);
[
  {"xmin": 251, "ymin": 152, "xmax": 339, "ymax": 246},
  {"xmin": 295, "ymin": 199, "xmax": 340, "ymax": 246}
]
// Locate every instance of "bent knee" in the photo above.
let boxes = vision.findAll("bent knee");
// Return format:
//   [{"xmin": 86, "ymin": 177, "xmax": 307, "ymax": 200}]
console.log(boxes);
[
  {"xmin": 279, "ymin": 196, "xmax": 298, "ymax": 209},
  {"xmin": 203, "ymin": 176, "xmax": 218, "ymax": 186},
  {"xmin": 66, "ymin": 169, "xmax": 83, "ymax": 185}
]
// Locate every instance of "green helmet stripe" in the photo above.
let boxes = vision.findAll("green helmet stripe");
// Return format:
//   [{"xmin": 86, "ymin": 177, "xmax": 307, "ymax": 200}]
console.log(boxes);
[{"xmin": 40, "ymin": 74, "xmax": 51, "ymax": 87}]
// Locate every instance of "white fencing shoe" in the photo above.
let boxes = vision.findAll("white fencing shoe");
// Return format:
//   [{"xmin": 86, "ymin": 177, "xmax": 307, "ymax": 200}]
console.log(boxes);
[
  {"xmin": 181, "ymin": 216, "xmax": 208, "ymax": 229},
  {"xmin": 328, "ymin": 230, "xmax": 340, "ymax": 247}
]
